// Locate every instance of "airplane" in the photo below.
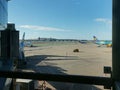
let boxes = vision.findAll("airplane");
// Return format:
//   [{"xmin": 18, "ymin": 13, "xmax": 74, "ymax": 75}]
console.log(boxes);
[
  {"xmin": 20, "ymin": 33, "xmax": 33, "ymax": 47},
  {"xmin": 18, "ymin": 32, "xmax": 27, "ymax": 67},
  {"xmin": 24, "ymin": 41, "xmax": 33, "ymax": 47},
  {"xmin": 93, "ymin": 36, "xmax": 112, "ymax": 47}
]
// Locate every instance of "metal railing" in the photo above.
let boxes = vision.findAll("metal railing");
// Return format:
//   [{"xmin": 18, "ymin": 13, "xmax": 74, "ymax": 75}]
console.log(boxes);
[{"xmin": 0, "ymin": 70, "xmax": 113, "ymax": 89}]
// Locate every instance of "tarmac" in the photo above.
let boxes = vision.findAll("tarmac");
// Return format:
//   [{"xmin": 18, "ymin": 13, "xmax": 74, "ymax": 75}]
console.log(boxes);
[{"xmin": 21, "ymin": 42, "xmax": 112, "ymax": 90}]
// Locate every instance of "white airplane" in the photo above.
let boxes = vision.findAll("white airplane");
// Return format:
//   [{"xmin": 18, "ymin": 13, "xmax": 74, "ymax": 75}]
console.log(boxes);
[
  {"xmin": 25, "ymin": 41, "xmax": 33, "ymax": 47},
  {"xmin": 18, "ymin": 32, "xmax": 27, "ymax": 66}
]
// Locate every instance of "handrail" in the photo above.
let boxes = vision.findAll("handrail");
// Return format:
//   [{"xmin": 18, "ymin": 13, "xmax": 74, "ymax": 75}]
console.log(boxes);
[{"xmin": 0, "ymin": 70, "xmax": 112, "ymax": 88}]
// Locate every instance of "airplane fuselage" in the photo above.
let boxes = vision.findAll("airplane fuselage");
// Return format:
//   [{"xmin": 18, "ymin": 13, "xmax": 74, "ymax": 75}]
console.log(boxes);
[{"xmin": 95, "ymin": 40, "xmax": 112, "ymax": 45}]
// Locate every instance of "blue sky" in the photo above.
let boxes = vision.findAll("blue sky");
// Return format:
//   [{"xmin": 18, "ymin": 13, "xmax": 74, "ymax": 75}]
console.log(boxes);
[{"xmin": 8, "ymin": 0, "xmax": 112, "ymax": 40}]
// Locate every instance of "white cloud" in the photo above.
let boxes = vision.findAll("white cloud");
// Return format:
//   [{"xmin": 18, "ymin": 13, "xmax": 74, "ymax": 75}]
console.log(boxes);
[
  {"xmin": 95, "ymin": 18, "xmax": 112, "ymax": 25},
  {"xmin": 19, "ymin": 25, "xmax": 69, "ymax": 31},
  {"xmin": 94, "ymin": 18, "xmax": 112, "ymax": 30}
]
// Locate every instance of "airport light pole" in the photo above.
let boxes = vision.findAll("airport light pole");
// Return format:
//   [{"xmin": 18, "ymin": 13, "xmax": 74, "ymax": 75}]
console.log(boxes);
[{"xmin": 112, "ymin": 0, "xmax": 120, "ymax": 89}]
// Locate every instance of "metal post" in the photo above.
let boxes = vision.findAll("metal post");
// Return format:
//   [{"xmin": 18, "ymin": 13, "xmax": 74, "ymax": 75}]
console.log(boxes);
[{"xmin": 112, "ymin": 0, "xmax": 120, "ymax": 88}]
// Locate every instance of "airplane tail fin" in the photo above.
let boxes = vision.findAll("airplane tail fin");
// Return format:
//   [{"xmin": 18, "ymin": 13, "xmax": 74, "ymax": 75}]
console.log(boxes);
[
  {"xmin": 19, "ymin": 32, "xmax": 26, "ymax": 63},
  {"xmin": 93, "ymin": 36, "xmax": 98, "ymax": 41},
  {"xmin": 22, "ymin": 32, "xmax": 25, "ymax": 42},
  {"xmin": 20, "ymin": 32, "xmax": 25, "ymax": 50}
]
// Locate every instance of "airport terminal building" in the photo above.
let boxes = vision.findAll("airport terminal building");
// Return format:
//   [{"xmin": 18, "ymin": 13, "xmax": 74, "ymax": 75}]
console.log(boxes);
[{"xmin": 0, "ymin": 0, "xmax": 9, "ymax": 29}]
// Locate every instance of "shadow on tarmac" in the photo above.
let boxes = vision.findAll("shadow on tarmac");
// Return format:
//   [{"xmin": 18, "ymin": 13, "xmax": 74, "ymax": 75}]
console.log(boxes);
[{"xmin": 21, "ymin": 55, "xmax": 103, "ymax": 90}]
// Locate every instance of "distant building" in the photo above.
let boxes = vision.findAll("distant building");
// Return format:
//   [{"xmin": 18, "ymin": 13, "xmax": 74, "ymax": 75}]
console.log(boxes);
[{"xmin": 0, "ymin": 0, "xmax": 9, "ymax": 29}]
